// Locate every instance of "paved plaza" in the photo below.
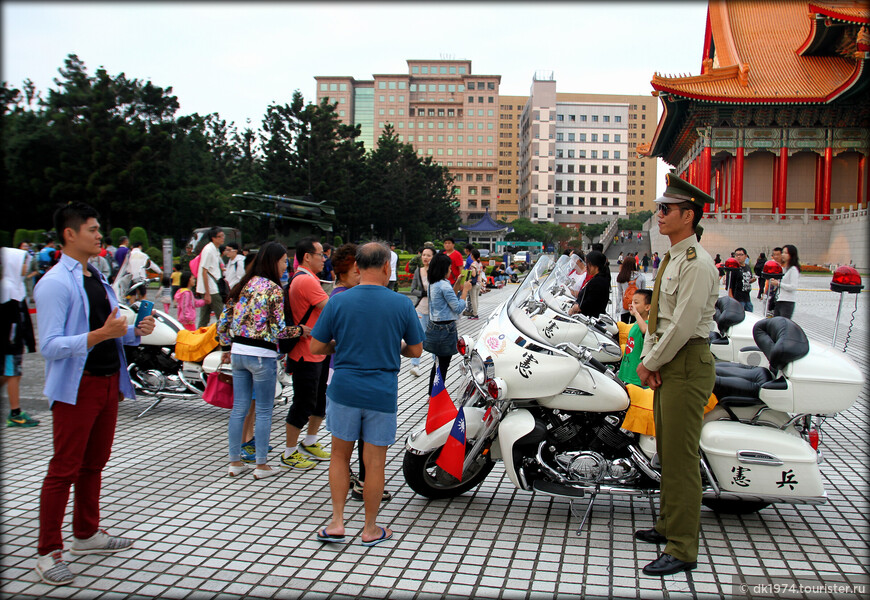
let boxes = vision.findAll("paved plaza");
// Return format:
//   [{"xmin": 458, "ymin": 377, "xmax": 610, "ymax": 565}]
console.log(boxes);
[{"xmin": 1, "ymin": 275, "xmax": 868, "ymax": 599}]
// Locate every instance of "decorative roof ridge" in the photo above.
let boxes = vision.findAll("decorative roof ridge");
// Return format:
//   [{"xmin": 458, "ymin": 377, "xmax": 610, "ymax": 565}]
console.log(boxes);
[
  {"xmin": 710, "ymin": 0, "xmax": 743, "ymax": 68},
  {"xmin": 807, "ymin": 2, "xmax": 870, "ymax": 25},
  {"xmin": 652, "ymin": 64, "xmax": 741, "ymax": 85}
]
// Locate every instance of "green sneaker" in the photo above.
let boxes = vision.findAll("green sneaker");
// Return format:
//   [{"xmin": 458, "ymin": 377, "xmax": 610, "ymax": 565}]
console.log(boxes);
[
  {"xmin": 279, "ymin": 451, "xmax": 316, "ymax": 471},
  {"xmin": 300, "ymin": 442, "xmax": 331, "ymax": 461},
  {"xmin": 7, "ymin": 411, "xmax": 40, "ymax": 428}
]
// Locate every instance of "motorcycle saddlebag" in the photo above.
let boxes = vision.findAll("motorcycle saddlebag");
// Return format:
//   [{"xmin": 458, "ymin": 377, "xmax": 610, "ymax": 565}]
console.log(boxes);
[
  {"xmin": 700, "ymin": 421, "xmax": 823, "ymax": 499},
  {"xmin": 175, "ymin": 323, "xmax": 219, "ymax": 362}
]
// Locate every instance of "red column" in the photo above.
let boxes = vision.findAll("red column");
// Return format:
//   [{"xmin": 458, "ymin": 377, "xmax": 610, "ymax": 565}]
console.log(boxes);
[
  {"xmin": 733, "ymin": 147, "xmax": 744, "ymax": 217},
  {"xmin": 822, "ymin": 146, "xmax": 832, "ymax": 219},
  {"xmin": 701, "ymin": 146, "xmax": 712, "ymax": 211},
  {"xmin": 858, "ymin": 154, "xmax": 866, "ymax": 209},
  {"xmin": 778, "ymin": 146, "xmax": 789, "ymax": 218},
  {"xmin": 772, "ymin": 156, "xmax": 780, "ymax": 214},
  {"xmin": 814, "ymin": 154, "xmax": 823, "ymax": 217},
  {"xmin": 714, "ymin": 166, "xmax": 722, "ymax": 212}
]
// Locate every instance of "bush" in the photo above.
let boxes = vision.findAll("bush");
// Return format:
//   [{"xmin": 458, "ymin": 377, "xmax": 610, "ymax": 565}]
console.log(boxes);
[
  {"xmin": 109, "ymin": 227, "xmax": 127, "ymax": 245},
  {"xmin": 333, "ymin": 235, "xmax": 344, "ymax": 246},
  {"xmin": 13, "ymin": 229, "xmax": 30, "ymax": 247},
  {"xmin": 129, "ymin": 227, "xmax": 149, "ymax": 248},
  {"xmin": 800, "ymin": 264, "xmax": 831, "ymax": 273},
  {"xmin": 145, "ymin": 246, "xmax": 162, "ymax": 265}
]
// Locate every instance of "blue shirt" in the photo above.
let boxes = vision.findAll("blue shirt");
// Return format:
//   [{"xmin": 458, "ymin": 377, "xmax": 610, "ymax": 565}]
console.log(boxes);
[
  {"xmin": 34, "ymin": 253, "xmax": 140, "ymax": 406},
  {"xmin": 311, "ymin": 285, "xmax": 424, "ymax": 413}
]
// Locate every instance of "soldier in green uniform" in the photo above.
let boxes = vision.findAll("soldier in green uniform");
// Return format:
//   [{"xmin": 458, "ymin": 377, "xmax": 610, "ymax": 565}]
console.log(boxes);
[{"xmin": 636, "ymin": 173, "xmax": 718, "ymax": 577}]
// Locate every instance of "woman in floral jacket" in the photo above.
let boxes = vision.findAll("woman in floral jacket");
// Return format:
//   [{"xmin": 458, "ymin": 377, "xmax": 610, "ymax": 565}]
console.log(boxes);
[{"xmin": 217, "ymin": 242, "xmax": 307, "ymax": 479}]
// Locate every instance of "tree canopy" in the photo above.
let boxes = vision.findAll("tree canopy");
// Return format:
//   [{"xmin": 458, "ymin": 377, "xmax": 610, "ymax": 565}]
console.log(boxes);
[{"xmin": 2, "ymin": 54, "xmax": 459, "ymax": 249}]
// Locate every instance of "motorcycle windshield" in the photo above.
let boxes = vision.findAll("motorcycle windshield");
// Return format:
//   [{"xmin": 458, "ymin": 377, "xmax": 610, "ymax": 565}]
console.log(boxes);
[
  {"xmin": 534, "ymin": 254, "xmax": 583, "ymax": 317},
  {"xmin": 506, "ymin": 255, "xmax": 561, "ymax": 343}
]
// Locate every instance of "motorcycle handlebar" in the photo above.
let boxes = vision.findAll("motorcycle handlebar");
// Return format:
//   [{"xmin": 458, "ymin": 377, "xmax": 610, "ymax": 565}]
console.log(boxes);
[{"xmin": 587, "ymin": 357, "xmax": 608, "ymax": 374}]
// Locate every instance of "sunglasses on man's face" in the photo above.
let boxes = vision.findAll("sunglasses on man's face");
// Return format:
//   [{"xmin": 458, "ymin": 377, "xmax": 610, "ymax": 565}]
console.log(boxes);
[{"xmin": 658, "ymin": 203, "xmax": 690, "ymax": 216}]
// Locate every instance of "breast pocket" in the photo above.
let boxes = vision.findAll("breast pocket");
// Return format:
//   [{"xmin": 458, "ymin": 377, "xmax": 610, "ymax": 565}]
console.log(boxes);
[{"xmin": 661, "ymin": 276, "xmax": 679, "ymax": 297}]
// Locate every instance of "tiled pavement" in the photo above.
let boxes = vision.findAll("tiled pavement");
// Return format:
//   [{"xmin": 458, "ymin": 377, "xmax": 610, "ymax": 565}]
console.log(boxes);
[{"xmin": 1, "ymin": 277, "xmax": 868, "ymax": 599}]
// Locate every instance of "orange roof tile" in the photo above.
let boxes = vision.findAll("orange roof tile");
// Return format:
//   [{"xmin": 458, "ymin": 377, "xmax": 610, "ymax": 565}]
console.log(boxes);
[{"xmin": 650, "ymin": 0, "xmax": 867, "ymax": 104}]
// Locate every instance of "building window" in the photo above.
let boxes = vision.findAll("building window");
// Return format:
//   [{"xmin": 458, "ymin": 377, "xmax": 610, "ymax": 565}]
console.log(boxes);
[
  {"xmin": 613, "ymin": 166, "xmax": 620, "ymax": 174},
  {"xmin": 591, "ymin": 151, "xmax": 598, "ymax": 159},
  {"xmin": 603, "ymin": 134, "xmax": 609, "ymax": 142},
  {"xmin": 614, "ymin": 151, "xmax": 621, "ymax": 159},
  {"xmin": 557, "ymin": 114, "xmax": 564, "ymax": 121},
  {"xmin": 378, "ymin": 82, "xmax": 386, "ymax": 89},
  {"xmin": 603, "ymin": 115, "xmax": 610, "ymax": 122},
  {"xmin": 613, "ymin": 182, "xmax": 620, "ymax": 192},
  {"xmin": 320, "ymin": 83, "xmax": 328, "ymax": 91},
  {"xmin": 591, "ymin": 134, "xmax": 598, "ymax": 142},
  {"xmin": 421, "ymin": 66, "xmax": 428, "ymax": 74},
  {"xmin": 615, "ymin": 115, "xmax": 622, "ymax": 122},
  {"xmin": 580, "ymin": 134, "xmax": 587, "ymax": 142},
  {"xmin": 579, "ymin": 115, "xmax": 586, "ymax": 122},
  {"xmin": 603, "ymin": 151, "xmax": 609, "ymax": 159},
  {"xmin": 569, "ymin": 115, "xmax": 576, "ymax": 122},
  {"xmin": 592, "ymin": 115, "xmax": 598, "ymax": 122},
  {"xmin": 469, "ymin": 96, "xmax": 474, "ymax": 103}
]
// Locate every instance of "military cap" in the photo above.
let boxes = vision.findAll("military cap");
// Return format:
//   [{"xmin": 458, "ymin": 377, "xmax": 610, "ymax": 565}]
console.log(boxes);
[{"xmin": 655, "ymin": 171, "xmax": 714, "ymax": 210}]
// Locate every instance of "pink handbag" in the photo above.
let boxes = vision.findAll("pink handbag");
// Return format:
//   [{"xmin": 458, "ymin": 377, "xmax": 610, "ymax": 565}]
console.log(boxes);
[{"xmin": 203, "ymin": 372, "xmax": 233, "ymax": 409}]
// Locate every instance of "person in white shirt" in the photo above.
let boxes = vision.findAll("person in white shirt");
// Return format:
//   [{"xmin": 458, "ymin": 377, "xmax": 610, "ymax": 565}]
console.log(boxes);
[
  {"xmin": 388, "ymin": 243, "xmax": 399, "ymax": 292},
  {"xmin": 196, "ymin": 227, "xmax": 225, "ymax": 327},
  {"xmin": 126, "ymin": 242, "xmax": 161, "ymax": 283},
  {"xmin": 769, "ymin": 244, "xmax": 800, "ymax": 320},
  {"xmin": 223, "ymin": 242, "xmax": 245, "ymax": 292}
]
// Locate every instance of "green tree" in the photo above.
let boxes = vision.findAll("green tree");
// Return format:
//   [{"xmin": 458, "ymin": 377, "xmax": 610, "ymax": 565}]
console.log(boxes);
[{"xmin": 584, "ymin": 222, "xmax": 608, "ymax": 241}]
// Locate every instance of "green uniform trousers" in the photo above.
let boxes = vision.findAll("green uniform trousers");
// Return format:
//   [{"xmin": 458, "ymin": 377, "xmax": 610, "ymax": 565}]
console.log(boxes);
[{"xmin": 652, "ymin": 342, "xmax": 715, "ymax": 563}]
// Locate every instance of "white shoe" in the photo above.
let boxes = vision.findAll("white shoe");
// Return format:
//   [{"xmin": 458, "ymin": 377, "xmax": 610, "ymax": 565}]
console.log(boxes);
[
  {"xmin": 410, "ymin": 366, "xmax": 423, "ymax": 377},
  {"xmin": 253, "ymin": 467, "xmax": 280, "ymax": 480},
  {"xmin": 35, "ymin": 550, "xmax": 75, "ymax": 585},
  {"xmin": 69, "ymin": 529, "xmax": 134, "ymax": 556},
  {"xmin": 228, "ymin": 463, "xmax": 251, "ymax": 477}
]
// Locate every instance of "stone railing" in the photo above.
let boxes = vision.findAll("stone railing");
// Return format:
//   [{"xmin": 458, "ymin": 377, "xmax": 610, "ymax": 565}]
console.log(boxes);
[
  {"xmin": 599, "ymin": 218, "xmax": 619, "ymax": 253},
  {"xmin": 701, "ymin": 206, "xmax": 868, "ymax": 224}
]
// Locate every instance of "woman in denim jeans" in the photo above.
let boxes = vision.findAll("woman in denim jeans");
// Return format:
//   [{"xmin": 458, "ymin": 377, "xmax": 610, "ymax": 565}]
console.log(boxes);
[
  {"xmin": 426, "ymin": 252, "xmax": 468, "ymax": 395},
  {"xmin": 217, "ymin": 242, "xmax": 306, "ymax": 479}
]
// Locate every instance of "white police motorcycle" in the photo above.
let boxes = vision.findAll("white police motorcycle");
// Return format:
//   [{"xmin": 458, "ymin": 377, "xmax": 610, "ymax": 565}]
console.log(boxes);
[{"xmin": 403, "ymin": 255, "xmax": 864, "ymax": 523}]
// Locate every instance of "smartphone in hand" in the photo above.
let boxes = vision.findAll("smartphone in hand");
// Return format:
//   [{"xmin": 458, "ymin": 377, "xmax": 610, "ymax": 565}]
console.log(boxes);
[{"xmin": 134, "ymin": 300, "xmax": 154, "ymax": 327}]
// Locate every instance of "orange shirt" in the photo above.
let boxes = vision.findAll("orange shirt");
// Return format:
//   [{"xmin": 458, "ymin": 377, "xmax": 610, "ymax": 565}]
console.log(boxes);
[{"xmin": 288, "ymin": 268, "xmax": 329, "ymax": 363}]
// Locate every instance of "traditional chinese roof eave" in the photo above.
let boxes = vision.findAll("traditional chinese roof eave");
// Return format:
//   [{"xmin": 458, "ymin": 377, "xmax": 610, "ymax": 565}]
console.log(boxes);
[{"xmin": 459, "ymin": 209, "xmax": 512, "ymax": 234}]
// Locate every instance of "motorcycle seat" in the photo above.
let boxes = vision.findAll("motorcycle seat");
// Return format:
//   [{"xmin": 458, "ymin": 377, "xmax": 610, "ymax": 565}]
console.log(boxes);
[
  {"xmin": 715, "ymin": 395, "xmax": 764, "ymax": 408},
  {"xmin": 714, "ymin": 365, "xmax": 773, "ymax": 399},
  {"xmin": 708, "ymin": 331, "xmax": 729, "ymax": 345},
  {"xmin": 752, "ymin": 317, "xmax": 809, "ymax": 372},
  {"xmin": 713, "ymin": 296, "xmax": 745, "ymax": 335}
]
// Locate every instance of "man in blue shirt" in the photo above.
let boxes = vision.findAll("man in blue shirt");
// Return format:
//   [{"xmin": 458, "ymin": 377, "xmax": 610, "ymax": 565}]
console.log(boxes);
[
  {"xmin": 310, "ymin": 242, "xmax": 423, "ymax": 547},
  {"xmin": 33, "ymin": 203, "xmax": 155, "ymax": 586}
]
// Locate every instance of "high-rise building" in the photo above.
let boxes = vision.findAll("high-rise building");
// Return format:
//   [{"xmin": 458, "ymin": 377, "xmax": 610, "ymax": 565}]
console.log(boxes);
[
  {"xmin": 315, "ymin": 59, "xmax": 500, "ymax": 223},
  {"xmin": 517, "ymin": 74, "xmax": 658, "ymax": 225},
  {"xmin": 315, "ymin": 61, "xmax": 657, "ymax": 226}
]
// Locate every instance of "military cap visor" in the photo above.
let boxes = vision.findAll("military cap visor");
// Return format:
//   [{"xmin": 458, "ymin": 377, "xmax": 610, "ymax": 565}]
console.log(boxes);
[{"xmin": 654, "ymin": 173, "xmax": 714, "ymax": 210}]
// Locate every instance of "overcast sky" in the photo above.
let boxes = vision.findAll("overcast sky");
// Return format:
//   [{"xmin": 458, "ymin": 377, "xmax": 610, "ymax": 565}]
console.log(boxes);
[{"xmin": 3, "ymin": 1, "xmax": 710, "ymax": 196}]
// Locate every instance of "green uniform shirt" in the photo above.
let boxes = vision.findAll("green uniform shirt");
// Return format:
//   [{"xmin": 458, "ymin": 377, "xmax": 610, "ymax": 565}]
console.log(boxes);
[
  {"xmin": 618, "ymin": 321, "xmax": 645, "ymax": 386},
  {"xmin": 641, "ymin": 234, "xmax": 718, "ymax": 372}
]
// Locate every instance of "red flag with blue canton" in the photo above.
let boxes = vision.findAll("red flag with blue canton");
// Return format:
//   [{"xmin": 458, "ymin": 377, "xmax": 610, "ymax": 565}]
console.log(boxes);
[
  {"xmin": 436, "ymin": 408, "xmax": 466, "ymax": 480},
  {"xmin": 425, "ymin": 366, "xmax": 458, "ymax": 434}
]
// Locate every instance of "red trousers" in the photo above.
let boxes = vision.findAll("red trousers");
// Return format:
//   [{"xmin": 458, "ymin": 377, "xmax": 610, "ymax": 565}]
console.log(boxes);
[{"xmin": 38, "ymin": 373, "xmax": 120, "ymax": 555}]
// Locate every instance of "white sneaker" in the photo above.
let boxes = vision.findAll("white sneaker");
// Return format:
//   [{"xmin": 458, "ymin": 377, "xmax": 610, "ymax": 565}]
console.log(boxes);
[
  {"xmin": 69, "ymin": 529, "xmax": 134, "ymax": 556},
  {"xmin": 410, "ymin": 366, "xmax": 423, "ymax": 377},
  {"xmin": 35, "ymin": 550, "xmax": 75, "ymax": 585}
]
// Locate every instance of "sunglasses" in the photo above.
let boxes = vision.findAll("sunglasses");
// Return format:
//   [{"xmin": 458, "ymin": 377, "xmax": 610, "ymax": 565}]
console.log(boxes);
[{"xmin": 658, "ymin": 203, "xmax": 690, "ymax": 216}]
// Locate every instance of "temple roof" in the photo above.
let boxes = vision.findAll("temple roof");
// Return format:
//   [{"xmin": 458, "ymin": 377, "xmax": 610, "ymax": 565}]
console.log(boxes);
[
  {"xmin": 459, "ymin": 209, "xmax": 511, "ymax": 233},
  {"xmin": 650, "ymin": 0, "xmax": 868, "ymax": 105}
]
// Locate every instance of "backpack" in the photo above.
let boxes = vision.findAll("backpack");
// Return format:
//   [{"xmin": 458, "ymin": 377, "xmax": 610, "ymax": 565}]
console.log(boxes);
[
  {"xmin": 278, "ymin": 271, "xmax": 316, "ymax": 356},
  {"xmin": 622, "ymin": 277, "xmax": 638, "ymax": 311}
]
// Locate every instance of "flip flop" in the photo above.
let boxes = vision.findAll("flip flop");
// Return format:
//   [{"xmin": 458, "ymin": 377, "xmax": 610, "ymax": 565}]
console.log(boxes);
[
  {"xmin": 360, "ymin": 527, "xmax": 393, "ymax": 547},
  {"xmin": 316, "ymin": 528, "xmax": 345, "ymax": 543}
]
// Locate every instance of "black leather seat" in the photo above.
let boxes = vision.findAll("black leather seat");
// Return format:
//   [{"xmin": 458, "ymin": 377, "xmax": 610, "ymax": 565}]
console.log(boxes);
[
  {"xmin": 753, "ymin": 317, "xmax": 809, "ymax": 372},
  {"xmin": 714, "ymin": 364, "xmax": 773, "ymax": 399},
  {"xmin": 714, "ymin": 296, "xmax": 745, "ymax": 335}
]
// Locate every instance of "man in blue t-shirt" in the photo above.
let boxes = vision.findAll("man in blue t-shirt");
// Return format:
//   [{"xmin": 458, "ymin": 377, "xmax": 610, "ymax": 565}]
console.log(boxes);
[{"xmin": 310, "ymin": 242, "xmax": 424, "ymax": 547}]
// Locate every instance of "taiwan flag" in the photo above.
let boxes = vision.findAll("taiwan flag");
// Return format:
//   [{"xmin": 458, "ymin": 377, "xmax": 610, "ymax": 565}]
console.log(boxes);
[
  {"xmin": 425, "ymin": 366, "xmax": 458, "ymax": 434},
  {"xmin": 436, "ymin": 408, "xmax": 466, "ymax": 481}
]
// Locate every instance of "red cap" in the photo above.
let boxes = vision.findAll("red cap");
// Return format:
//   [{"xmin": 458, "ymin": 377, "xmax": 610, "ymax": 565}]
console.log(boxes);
[{"xmin": 762, "ymin": 260, "xmax": 783, "ymax": 275}]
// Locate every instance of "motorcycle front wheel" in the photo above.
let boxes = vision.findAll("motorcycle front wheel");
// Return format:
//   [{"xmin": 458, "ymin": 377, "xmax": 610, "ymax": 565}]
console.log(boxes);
[{"xmin": 403, "ymin": 447, "xmax": 495, "ymax": 500}]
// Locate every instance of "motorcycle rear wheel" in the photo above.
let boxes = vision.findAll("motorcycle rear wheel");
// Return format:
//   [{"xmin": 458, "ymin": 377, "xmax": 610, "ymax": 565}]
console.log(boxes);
[
  {"xmin": 403, "ymin": 447, "xmax": 495, "ymax": 500},
  {"xmin": 702, "ymin": 498, "xmax": 770, "ymax": 514}
]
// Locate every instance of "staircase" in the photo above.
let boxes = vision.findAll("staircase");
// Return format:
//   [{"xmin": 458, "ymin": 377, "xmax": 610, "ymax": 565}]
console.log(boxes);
[{"xmin": 605, "ymin": 230, "xmax": 651, "ymax": 266}]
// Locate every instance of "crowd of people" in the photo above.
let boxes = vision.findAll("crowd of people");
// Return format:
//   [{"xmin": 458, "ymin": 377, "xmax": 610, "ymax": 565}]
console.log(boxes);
[{"xmin": 4, "ymin": 192, "xmax": 816, "ymax": 585}]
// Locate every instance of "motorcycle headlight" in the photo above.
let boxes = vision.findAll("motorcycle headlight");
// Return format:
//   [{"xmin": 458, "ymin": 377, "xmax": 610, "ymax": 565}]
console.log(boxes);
[{"xmin": 470, "ymin": 352, "xmax": 487, "ymax": 385}]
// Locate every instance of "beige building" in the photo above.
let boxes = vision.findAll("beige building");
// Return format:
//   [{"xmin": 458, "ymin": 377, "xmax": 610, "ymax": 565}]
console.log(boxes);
[
  {"xmin": 316, "ymin": 61, "xmax": 657, "ymax": 226},
  {"xmin": 517, "ymin": 74, "xmax": 658, "ymax": 225},
  {"xmin": 315, "ymin": 59, "xmax": 500, "ymax": 223}
]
